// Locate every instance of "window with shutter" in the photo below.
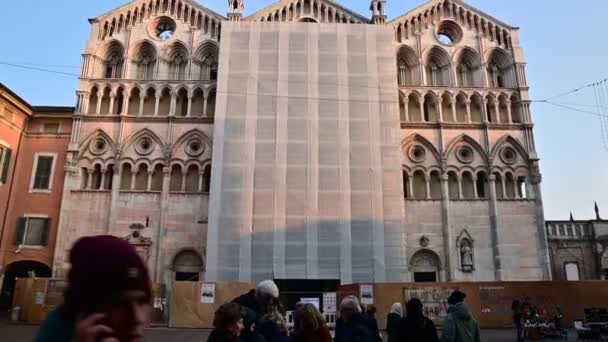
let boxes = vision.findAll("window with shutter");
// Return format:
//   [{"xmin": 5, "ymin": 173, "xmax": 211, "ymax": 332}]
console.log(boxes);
[
  {"xmin": 33, "ymin": 156, "xmax": 54, "ymax": 190},
  {"xmin": 14, "ymin": 218, "xmax": 26, "ymax": 245},
  {"xmin": 14, "ymin": 217, "xmax": 50, "ymax": 246},
  {"xmin": 1, "ymin": 147, "xmax": 11, "ymax": 184}
]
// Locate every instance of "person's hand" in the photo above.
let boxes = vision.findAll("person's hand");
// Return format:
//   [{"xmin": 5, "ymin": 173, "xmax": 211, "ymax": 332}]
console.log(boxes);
[{"xmin": 72, "ymin": 313, "xmax": 118, "ymax": 342}]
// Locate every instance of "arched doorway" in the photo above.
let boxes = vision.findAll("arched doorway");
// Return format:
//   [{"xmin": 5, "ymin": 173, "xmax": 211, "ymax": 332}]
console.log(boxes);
[
  {"xmin": 172, "ymin": 249, "xmax": 204, "ymax": 281},
  {"xmin": 0, "ymin": 260, "xmax": 51, "ymax": 309},
  {"xmin": 410, "ymin": 250, "xmax": 441, "ymax": 282}
]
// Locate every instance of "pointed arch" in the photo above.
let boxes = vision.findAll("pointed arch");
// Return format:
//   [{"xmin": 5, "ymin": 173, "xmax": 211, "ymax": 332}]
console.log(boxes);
[
  {"xmin": 171, "ymin": 128, "xmax": 213, "ymax": 155},
  {"xmin": 121, "ymin": 128, "xmax": 167, "ymax": 153},
  {"xmin": 490, "ymin": 135, "xmax": 529, "ymax": 162},
  {"xmin": 78, "ymin": 129, "xmax": 116, "ymax": 159},
  {"xmin": 195, "ymin": 40, "xmax": 219, "ymax": 81},
  {"xmin": 423, "ymin": 45, "xmax": 451, "ymax": 86},
  {"xmin": 401, "ymin": 133, "xmax": 442, "ymax": 164},
  {"xmin": 445, "ymin": 134, "xmax": 488, "ymax": 163}
]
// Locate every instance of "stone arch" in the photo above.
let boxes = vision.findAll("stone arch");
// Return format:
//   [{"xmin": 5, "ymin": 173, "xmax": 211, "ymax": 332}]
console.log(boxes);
[
  {"xmin": 490, "ymin": 135, "xmax": 528, "ymax": 162},
  {"xmin": 78, "ymin": 129, "xmax": 116, "ymax": 159},
  {"xmin": 121, "ymin": 128, "xmax": 167, "ymax": 154},
  {"xmin": 195, "ymin": 40, "xmax": 219, "ymax": 81},
  {"xmin": 171, "ymin": 248, "xmax": 205, "ymax": 281},
  {"xmin": 444, "ymin": 134, "xmax": 488, "ymax": 164},
  {"xmin": 171, "ymin": 128, "xmax": 212, "ymax": 156},
  {"xmin": 401, "ymin": 133, "xmax": 442, "ymax": 165},
  {"xmin": 397, "ymin": 45, "xmax": 420, "ymax": 86},
  {"xmin": 454, "ymin": 47, "xmax": 482, "ymax": 87},
  {"xmin": 424, "ymin": 45, "xmax": 451, "ymax": 86},
  {"xmin": 410, "ymin": 249, "xmax": 442, "ymax": 282}
]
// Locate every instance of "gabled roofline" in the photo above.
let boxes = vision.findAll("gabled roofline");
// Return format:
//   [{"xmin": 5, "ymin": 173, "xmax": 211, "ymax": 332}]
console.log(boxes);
[
  {"xmin": 90, "ymin": 0, "xmax": 226, "ymax": 23},
  {"xmin": 388, "ymin": 0, "xmax": 516, "ymax": 30},
  {"xmin": 244, "ymin": 0, "xmax": 369, "ymax": 23},
  {"xmin": 0, "ymin": 82, "xmax": 33, "ymax": 114}
]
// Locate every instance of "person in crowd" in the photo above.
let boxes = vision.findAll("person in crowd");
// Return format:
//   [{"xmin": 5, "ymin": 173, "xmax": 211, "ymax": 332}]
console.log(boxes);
[
  {"xmin": 334, "ymin": 296, "xmax": 375, "ymax": 342},
  {"xmin": 35, "ymin": 235, "xmax": 152, "ymax": 342},
  {"xmin": 396, "ymin": 298, "xmax": 438, "ymax": 342},
  {"xmin": 233, "ymin": 280, "xmax": 280, "ymax": 320},
  {"xmin": 386, "ymin": 302, "xmax": 402, "ymax": 342},
  {"xmin": 208, "ymin": 303, "xmax": 245, "ymax": 342},
  {"xmin": 289, "ymin": 303, "xmax": 332, "ymax": 342},
  {"xmin": 439, "ymin": 290, "xmax": 480, "ymax": 342},
  {"xmin": 256, "ymin": 297, "xmax": 289, "ymax": 342},
  {"xmin": 240, "ymin": 307, "xmax": 266, "ymax": 342},
  {"xmin": 363, "ymin": 305, "xmax": 382, "ymax": 342},
  {"xmin": 512, "ymin": 300, "xmax": 523, "ymax": 342}
]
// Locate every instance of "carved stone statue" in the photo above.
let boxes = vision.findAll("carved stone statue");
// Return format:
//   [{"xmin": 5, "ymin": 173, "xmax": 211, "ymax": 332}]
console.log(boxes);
[{"xmin": 460, "ymin": 240, "xmax": 474, "ymax": 272}]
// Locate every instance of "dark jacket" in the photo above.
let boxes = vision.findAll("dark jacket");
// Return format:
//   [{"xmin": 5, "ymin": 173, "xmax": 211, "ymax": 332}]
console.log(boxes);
[
  {"xmin": 289, "ymin": 326, "xmax": 333, "ymax": 342},
  {"xmin": 364, "ymin": 312, "xmax": 382, "ymax": 342},
  {"xmin": 233, "ymin": 289, "xmax": 259, "ymax": 314},
  {"xmin": 386, "ymin": 312, "xmax": 402, "ymax": 342},
  {"xmin": 334, "ymin": 314, "xmax": 376, "ymax": 342},
  {"xmin": 208, "ymin": 329, "xmax": 241, "ymax": 342},
  {"xmin": 34, "ymin": 306, "xmax": 73, "ymax": 342},
  {"xmin": 397, "ymin": 314, "xmax": 438, "ymax": 342},
  {"xmin": 439, "ymin": 303, "xmax": 481, "ymax": 342},
  {"xmin": 257, "ymin": 320, "xmax": 289, "ymax": 342}
]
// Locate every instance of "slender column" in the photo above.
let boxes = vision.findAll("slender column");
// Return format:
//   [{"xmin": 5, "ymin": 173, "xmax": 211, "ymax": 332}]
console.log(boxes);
[
  {"xmin": 473, "ymin": 176, "xmax": 478, "ymax": 199},
  {"xmin": 108, "ymin": 95, "xmax": 116, "ymax": 115},
  {"xmin": 147, "ymin": 171, "xmax": 153, "ymax": 191},
  {"xmin": 198, "ymin": 172, "xmax": 204, "ymax": 192},
  {"xmin": 488, "ymin": 172, "xmax": 502, "ymax": 280},
  {"xmin": 419, "ymin": 98, "xmax": 425, "ymax": 122},
  {"xmin": 501, "ymin": 176, "xmax": 507, "ymax": 199},
  {"xmin": 450, "ymin": 99, "xmax": 457, "ymax": 122},
  {"xmin": 96, "ymin": 96, "xmax": 102, "ymax": 115},
  {"xmin": 457, "ymin": 174, "xmax": 463, "ymax": 199},
  {"xmin": 131, "ymin": 171, "xmax": 137, "ymax": 190},
  {"xmin": 139, "ymin": 96, "xmax": 145, "ymax": 116},
  {"xmin": 408, "ymin": 176, "xmax": 414, "ymax": 199},
  {"xmin": 87, "ymin": 170, "xmax": 93, "ymax": 190},
  {"xmin": 440, "ymin": 173, "xmax": 453, "ymax": 281},
  {"xmin": 203, "ymin": 96, "xmax": 208, "ymax": 117},
  {"xmin": 506, "ymin": 100, "xmax": 513, "ymax": 124},
  {"xmin": 465, "ymin": 99, "xmax": 472, "ymax": 123},
  {"xmin": 437, "ymin": 98, "xmax": 444, "ymax": 123},
  {"xmin": 404, "ymin": 99, "xmax": 409, "ymax": 122},
  {"xmin": 425, "ymin": 175, "xmax": 431, "ymax": 199},
  {"xmin": 107, "ymin": 165, "xmax": 122, "ymax": 234},
  {"xmin": 121, "ymin": 94, "xmax": 130, "ymax": 116},
  {"xmin": 170, "ymin": 91, "xmax": 177, "ymax": 116},
  {"xmin": 513, "ymin": 177, "xmax": 520, "ymax": 199},
  {"xmin": 482, "ymin": 99, "xmax": 489, "ymax": 123},
  {"xmin": 187, "ymin": 95, "xmax": 193, "ymax": 117},
  {"xmin": 155, "ymin": 167, "xmax": 171, "ymax": 282},
  {"xmin": 99, "ymin": 170, "xmax": 106, "ymax": 190},
  {"xmin": 181, "ymin": 172, "xmax": 187, "ymax": 192},
  {"xmin": 494, "ymin": 101, "xmax": 501, "ymax": 124},
  {"xmin": 154, "ymin": 94, "xmax": 160, "ymax": 116}
]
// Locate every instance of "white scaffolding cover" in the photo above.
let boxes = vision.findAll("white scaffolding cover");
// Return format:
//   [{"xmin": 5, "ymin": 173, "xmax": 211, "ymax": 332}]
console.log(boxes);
[{"xmin": 206, "ymin": 22, "xmax": 407, "ymax": 284}]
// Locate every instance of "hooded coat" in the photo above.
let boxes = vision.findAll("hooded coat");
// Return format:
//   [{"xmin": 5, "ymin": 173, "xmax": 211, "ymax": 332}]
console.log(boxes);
[{"xmin": 439, "ymin": 303, "xmax": 481, "ymax": 342}]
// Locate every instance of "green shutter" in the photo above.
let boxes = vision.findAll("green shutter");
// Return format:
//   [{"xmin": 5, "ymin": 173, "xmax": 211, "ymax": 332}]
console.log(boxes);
[
  {"xmin": 41, "ymin": 219, "xmax": 51, "ymax": 246},
  {"xmin": 14, "ymin": 218, "xmax": 26, "ymax": 245},
  {"xmin": 1, "ymin": 148, "xmax": 12, "ymax": 183}
]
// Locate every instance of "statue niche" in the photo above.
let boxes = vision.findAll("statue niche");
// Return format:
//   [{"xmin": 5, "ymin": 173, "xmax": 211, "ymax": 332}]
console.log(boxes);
[{"xmin": 457, "ymin": 229, "xmax": 475, "ymax": 273}]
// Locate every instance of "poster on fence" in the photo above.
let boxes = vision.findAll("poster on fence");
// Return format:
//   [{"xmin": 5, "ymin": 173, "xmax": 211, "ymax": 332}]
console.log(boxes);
[
  {"xmin": 200, "ymin": 283, "xmax": 216, "ymax": 304},
  {"xmin": 403, "ymin": 287, "xmax": 455, "ymax": 325},
  {"xmin": 361, "ymin": 285, "xmax": 374, "ymax": 305},
  {"xmin": 323, "ymin": 292, "xmax": 337, "ymax": 313}
]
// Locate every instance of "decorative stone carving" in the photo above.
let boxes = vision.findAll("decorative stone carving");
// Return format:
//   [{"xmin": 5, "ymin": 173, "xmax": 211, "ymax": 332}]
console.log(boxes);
[
  {"xmin": 419, "ymin": 235, "xmax": 430, "ymax": 247},
  {"xmin": 456, "ymin": 229, "xmax": 475, "ymax": 273},
  {"xmin": 124, "ymin": 223, "xmax": 152, "ymax": 263}
]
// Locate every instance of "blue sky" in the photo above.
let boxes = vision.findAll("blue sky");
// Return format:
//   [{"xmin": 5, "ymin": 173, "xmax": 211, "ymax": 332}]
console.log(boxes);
[{"xmin": 0, "ymin": 0, "xmax": 606, "ymax": 220}]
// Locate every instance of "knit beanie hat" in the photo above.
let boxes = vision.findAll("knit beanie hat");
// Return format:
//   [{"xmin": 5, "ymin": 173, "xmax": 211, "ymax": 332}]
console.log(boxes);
[
  {"xmin": 64, "ymin": 235, "xmax": 151, "ymax": 315},
  {"xmin": 447, "ymin": 290, "xmax": 466, "ymax": 305}
]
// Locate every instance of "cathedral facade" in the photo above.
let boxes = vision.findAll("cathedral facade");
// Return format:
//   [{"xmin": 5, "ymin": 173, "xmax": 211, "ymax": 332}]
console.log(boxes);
[{"xmin": 53, "ymin": 0, "xmax": 551, "ymax": 287}]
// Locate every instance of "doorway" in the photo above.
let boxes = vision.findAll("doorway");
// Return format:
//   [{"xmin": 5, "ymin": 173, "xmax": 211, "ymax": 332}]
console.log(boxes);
[
  {"xmin": 0, "ymin": 260, "xmax": 51, "ymax": 309},
  {"xmin": 410, "ymin": 250, "xmax": 441, "ymax": 283},
  {"xmin": 172, "ymin": 249, "xmax": 204, "ymax": 282}
]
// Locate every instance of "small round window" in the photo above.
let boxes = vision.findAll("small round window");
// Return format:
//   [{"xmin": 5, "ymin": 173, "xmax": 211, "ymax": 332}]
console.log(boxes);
[
  {"xmin": 408, "ymin": 145, "xmax": 426, "ymax": 163},
  {"xmin": 436, "ymin": 20, "xmax": 463, "ymax": 46},
  {"xmin": 185, "ymin": 138, "xmax": 204, "ymax": 157},
  {"xmin": 135, "ymin": 137, "xmax": 155, "ymax": 155},
  {"xmin": 150, "ymin": 17, "xmax": 176, "ymax": 41},
  {"xmin": 500, "ymin": 146, "xmax": 517, "ymax": 164},
  {"xmin": 456, "ymin": 145, "xmax": 474, "ymax": 164},
  {"xmin": 90, "ymin": 138, "xmax": 108, "ymax": 155}
]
